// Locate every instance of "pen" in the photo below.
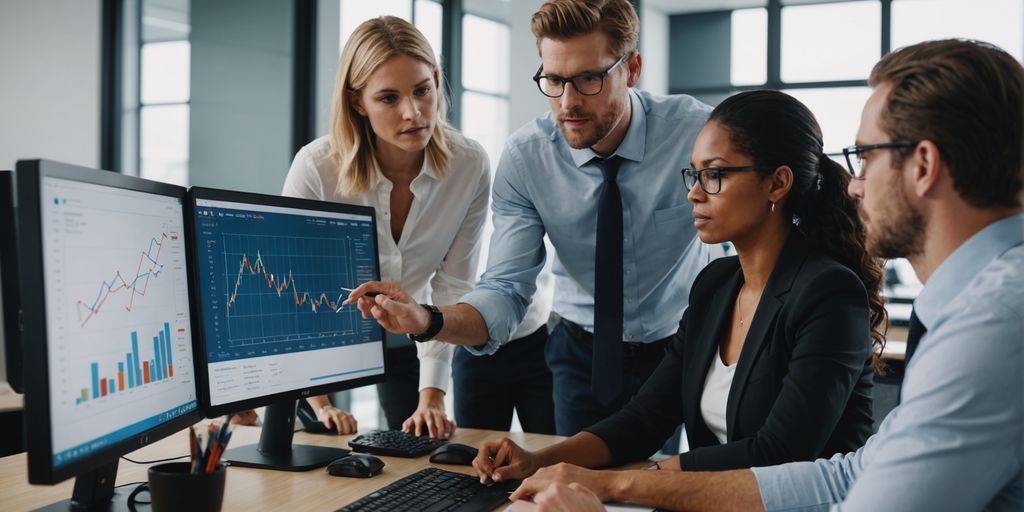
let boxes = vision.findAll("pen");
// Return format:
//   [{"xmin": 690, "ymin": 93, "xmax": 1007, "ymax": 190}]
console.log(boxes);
[{"xmin": 340, "ymin": 287, "xmax": 381, "ymax": 298}]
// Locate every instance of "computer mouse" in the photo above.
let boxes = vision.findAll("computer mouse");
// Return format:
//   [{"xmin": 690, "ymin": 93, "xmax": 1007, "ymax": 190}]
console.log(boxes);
[
  {"xmin": 326, "ymin": 453, "xmax": 385, "ymax": 478},
  {"xmin": 429, "ymin": 443, "xmax": 478, "ymax": 466}
]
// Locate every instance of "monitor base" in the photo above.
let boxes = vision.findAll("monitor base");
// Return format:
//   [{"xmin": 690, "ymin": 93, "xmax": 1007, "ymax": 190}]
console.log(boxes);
[
  {"xmin": 222, "ymin": 443, "xmax": 349, "ymax": 471},
  {"xmin": 221, "ymin": 399, "xmax": 349, "ymax": 471},
  {"xmin": 32, "ymin": 487, "xmax": 138, "ymax": 512}
]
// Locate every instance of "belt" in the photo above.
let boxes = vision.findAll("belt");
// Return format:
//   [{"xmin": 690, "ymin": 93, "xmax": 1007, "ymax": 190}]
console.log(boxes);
[{"xmin": 560, "ymin": 319, "xmax": 670, "ymax": 357}]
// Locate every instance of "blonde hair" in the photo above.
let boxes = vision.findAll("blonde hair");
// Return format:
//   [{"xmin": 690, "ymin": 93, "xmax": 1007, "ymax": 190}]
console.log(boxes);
[
  {"xmin": 531, "ymin": 0, "xmax": 639, "ymax": 57},
  {"xmin": 330, "ymin": 16, "xmax": 453, "ymax": 196}
]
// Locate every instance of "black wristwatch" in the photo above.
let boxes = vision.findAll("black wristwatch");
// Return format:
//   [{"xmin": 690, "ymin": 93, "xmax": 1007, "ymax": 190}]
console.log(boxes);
[{"xmin": 408, "ymin": 304, "xmax": 443, "ymax": 342}]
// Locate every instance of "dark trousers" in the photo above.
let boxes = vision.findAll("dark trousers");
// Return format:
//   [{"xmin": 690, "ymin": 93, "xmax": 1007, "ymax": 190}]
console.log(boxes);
[
  {"xmin": 452, "ymin": 326, "xmax": 556, "ymax": 434},
  {"xmin": 376, "ymin": 345, "xmax": 420, "ymax": 430},
  {"xmin": 546, "ymin": 319, "xmax": 680, "ymax": 452}
]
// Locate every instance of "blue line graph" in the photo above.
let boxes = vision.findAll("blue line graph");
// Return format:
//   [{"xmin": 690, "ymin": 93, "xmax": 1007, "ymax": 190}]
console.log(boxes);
[{"xmin": 194, "ymin": 207, "xmax": 381, "ymax": 363}]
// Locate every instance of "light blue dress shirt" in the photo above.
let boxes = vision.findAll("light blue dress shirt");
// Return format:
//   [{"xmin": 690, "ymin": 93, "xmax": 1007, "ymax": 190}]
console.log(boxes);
[
  {"xmin": 459, "ymin": 89, "xmax": 713, "ymax": 355},
  {"xmin": 752, "ymin": 214, "xmax": 1024, "ymax": 511}
]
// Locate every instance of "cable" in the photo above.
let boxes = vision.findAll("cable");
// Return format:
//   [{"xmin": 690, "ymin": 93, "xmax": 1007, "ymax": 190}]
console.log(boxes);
[
  {"xmin": 120, "ymin": 453, "xmax": 189, "ymax": 465},
  {"xmin": 126, "ymin": 482, "xmax": 151, "ymax": 511}
]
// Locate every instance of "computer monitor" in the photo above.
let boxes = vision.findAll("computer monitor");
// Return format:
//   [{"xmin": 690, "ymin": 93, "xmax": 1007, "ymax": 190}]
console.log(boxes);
[
  {"xmin": 187, "ymin": 187, "xmax": 386, "ymax": 471},
  {"xmin": 1, "ymin": 170, "xmax": 22, "ymax": 392},
  {"xmin": 16, "ymin": 160, "xmax": 202, "ymax": 510}
]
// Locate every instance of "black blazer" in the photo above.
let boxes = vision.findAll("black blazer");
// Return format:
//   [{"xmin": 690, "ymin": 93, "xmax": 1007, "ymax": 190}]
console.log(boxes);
[{"xmin": 587, "ymin": 233, "xmax": 875, "ymax": 471}]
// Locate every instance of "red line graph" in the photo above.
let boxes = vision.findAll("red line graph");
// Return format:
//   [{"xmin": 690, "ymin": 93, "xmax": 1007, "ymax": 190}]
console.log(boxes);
[
  {"xmin": 226, "ymin": 251, "xmax": 346, "ymax": 315},
  {"xmin": 76, "ymin": 232, "xmax": 174, "ymax": 326}
]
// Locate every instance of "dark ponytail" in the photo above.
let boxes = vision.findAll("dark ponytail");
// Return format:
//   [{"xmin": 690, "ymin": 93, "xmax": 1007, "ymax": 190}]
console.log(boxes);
[{"xmin": 709, "ymin": 90, "xmax": 887, "ymax": 373}]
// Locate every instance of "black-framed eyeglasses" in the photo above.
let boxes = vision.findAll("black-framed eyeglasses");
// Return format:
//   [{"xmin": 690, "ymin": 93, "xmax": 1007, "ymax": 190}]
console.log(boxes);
[
  {"xmin": 532, "ymin": 53, "xmax": 629, "ymax": 98},
  {"xmin": 842, "ymin": 141, "xmax": 919, "ymax": 179},
  {"xmin": 681, "ymin": 166, "xmax": 760, "ymax": 195}
]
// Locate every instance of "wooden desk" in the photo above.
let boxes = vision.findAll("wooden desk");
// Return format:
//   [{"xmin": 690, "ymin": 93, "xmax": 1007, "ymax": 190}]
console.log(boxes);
[
  {"xmin": 0, "ymin": 426, "xmax": 564, "ymax": 511},
  {"xmin": 0, "ymin": 383, "xmax": 23, "ymax": 413}
]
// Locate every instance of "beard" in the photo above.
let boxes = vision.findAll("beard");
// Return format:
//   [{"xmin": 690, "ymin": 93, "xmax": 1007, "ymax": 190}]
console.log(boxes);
[
  {"xmin": 863, "ymin": 175, "xmax": 925, "ymax": 259},
  {"xmin": 557, "ymin": 103, "xmax": 623, "ymax": 149}
]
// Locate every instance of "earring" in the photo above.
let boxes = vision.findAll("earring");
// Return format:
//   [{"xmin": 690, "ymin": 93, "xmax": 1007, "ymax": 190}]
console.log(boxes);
[{"xmin": 770, "ymin": 202, "xmax": 776, "ymax": 213}]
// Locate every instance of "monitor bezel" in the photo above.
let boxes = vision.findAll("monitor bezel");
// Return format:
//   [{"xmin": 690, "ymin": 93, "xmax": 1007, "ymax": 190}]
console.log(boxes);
[
  {"xmin": 186, "ymin": 186, "xmax": 387, "ymax": 418},
  {"xmin": 17, "ymin": 159, "xmax": 203, "ymax": 485},
  {"xmin": 0, "ymin": 170, "xmax": 23, "ymax": 392}
]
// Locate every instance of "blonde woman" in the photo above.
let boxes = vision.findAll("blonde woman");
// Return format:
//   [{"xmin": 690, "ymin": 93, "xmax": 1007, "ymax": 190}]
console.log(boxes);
[{"xmin": 281, "ymin": 16, "xmax": 489, "ymax": 438}]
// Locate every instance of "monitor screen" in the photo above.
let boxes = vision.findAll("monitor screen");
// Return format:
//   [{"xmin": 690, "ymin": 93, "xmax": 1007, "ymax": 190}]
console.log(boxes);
[
  {"xmin": 38, "ymin": 174, "xmax": 198, "ymax": 469},
  {"xmin": 190, "ymin": 193, "xmax": 385, "ymax": 411}
]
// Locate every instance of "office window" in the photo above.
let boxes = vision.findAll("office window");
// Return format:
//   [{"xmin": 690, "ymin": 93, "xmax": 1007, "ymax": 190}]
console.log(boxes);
[
  {"xmin": 460, "ymin": 13, "xmax": 510, "ymax": 166},
  {"xmin": 415, "ymin": 0, "xmax": 444, "ymax": 63},
  {"xmin": 730, "ymin": 8, "xmax": 768, "ymax": 86},
  {"xmin": 135, "ymin": 0, "xmax": 191, "ymax": 186},
  {"xmin": 781, "ymin": 1, "xmax": 880, "ymax": 83},
  {"xmin": 892, "ymin": 0, "xmax": 1024, "ymax": 62},
  {"xmin": 781, "ymin": 87, "xmax": 872, "ymax": 154},
  {"xmin": 461, "ymin": 91, "xmax": 509, "ymax": 169}
]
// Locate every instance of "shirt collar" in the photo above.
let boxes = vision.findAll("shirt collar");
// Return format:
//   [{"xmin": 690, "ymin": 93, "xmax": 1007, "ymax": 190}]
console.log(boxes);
[
  {"xmin": 568, "ymin": 88, "xmax": 648, "ymax": 168},
  {"xmin": 914, "ymin": 214, "xmax": 1024, "ymax": 329},
  {"xmin": 369, "ymin": 152, "xmax": 439, "ymax": 192}
]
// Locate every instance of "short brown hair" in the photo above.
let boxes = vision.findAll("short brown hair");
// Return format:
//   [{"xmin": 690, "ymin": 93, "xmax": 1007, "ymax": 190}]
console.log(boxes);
[
  {"xmin": 531, "ymin": 0, "xmax": 639, "ymax": 58},
  {"xmin": 869, "ymin": 39, "xmax": 1023, "ymax": 208}
]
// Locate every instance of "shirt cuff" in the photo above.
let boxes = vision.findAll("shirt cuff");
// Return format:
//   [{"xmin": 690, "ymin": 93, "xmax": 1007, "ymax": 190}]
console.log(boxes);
[
  {"xmin": 457, "ymin": 289, "xmax": 522, "ymax": 356},
  {"xmin": 417, "ymin": 343, "xmax": 453, "ymax": 393},
  {"xmin": 751, "ymin": 462, "xmax": 834, "ymax": 512}
]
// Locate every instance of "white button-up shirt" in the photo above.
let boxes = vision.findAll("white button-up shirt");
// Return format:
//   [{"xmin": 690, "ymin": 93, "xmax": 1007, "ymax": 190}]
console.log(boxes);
[{"xmin": 282, "ymin": 130, "xmax": 491, "ymax": 392}]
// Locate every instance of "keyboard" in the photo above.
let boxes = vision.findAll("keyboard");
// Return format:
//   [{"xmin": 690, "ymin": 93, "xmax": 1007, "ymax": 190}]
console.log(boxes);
[
  {"xmin": 336, "ymin": 467, "xmax": 518, "ymax": 512},
  {"xmin": 348, "ymin": 430, "xmax": 448, "ymax": 458}
]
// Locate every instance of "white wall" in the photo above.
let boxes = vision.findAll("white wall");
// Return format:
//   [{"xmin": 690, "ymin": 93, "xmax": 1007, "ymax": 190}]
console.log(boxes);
[
  {"xmin": 0, "ymin": 0, "xmax": 102, "ymax": 171},
  {"xmin": 507, "ymin": 0, "xmax": 548, "ymax": 135},
  {"xmin": 640, "ymin": 4, "xmax": 670, "ymax": 95},
  {"xmin": 188, "ymin": 0, "xmax": 294, "ymax": 194}
]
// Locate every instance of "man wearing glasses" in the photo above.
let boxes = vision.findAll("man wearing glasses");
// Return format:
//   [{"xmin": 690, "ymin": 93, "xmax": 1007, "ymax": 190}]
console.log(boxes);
[
  {"xmin": 346, "ymin": 0, "xmax": 715, "ymax": 437},
  {"xmin": 506, "ymin": 39, "xmax": 1024, "ymax": 512}
]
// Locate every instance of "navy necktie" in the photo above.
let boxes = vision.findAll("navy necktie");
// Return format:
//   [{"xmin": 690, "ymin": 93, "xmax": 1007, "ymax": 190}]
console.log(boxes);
[
  {"xmin": 896, "ymin": 308, "xmax": 927, "ymax": 405},
  {"xmin": 592, "ymin": 156, "xmax": 624, "ymax": 405},
  {"xmin": 905, "ymin": 308, "xmax": 926, "ymax": 366}
]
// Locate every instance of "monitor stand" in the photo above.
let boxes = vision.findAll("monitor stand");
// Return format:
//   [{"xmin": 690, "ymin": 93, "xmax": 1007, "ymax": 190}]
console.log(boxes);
[
  {"xmin": 34, "ymin": 460, "xmax": 140, "ymax": 511},
  {"xmin": 222, "ymin": 399, "xmax": 349, "ymax": 471}
]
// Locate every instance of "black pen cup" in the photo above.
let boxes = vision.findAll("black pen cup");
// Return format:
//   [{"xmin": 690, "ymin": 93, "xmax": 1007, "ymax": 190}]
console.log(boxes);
[{"xmin": 147, "ymin": 461, "xmax": 226, "ymax": 512}]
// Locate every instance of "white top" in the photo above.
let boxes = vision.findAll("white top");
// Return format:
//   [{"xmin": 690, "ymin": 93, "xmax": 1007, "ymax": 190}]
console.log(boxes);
[
  {"xmin": 699, "ymin": 348, "xmax": 737, "ymax": 444},
  {"xmin": 282, "ymin": 131, "xmax": 490, "ymax": 393}
]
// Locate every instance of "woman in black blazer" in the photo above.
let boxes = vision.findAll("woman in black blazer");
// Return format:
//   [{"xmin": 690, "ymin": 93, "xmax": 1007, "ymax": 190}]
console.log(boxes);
[{"xmin": 474, "ymin": 91, "xmax": 887, "ymax": 503}]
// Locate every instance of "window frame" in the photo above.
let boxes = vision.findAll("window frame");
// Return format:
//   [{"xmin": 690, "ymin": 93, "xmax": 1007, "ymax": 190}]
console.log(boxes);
[{"xmin": 670, "ymin": 0, "xmax": 892, "ymax": 99}]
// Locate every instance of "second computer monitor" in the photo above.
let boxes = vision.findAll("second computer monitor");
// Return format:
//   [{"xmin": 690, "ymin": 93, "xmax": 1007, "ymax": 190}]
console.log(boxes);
[
  {"xmin": 189, "ymin": 187, "xmax": 386, "ymax": 416},
  {"xmin": 188, "ymin": 188, "xmax": 385, "ymax": 469}
]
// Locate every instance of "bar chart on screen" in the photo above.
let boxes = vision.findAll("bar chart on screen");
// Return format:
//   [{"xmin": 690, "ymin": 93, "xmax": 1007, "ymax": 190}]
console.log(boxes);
[{"xmin": 42, "ymin": 177, "xmax": 196, "ymax": 466}]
